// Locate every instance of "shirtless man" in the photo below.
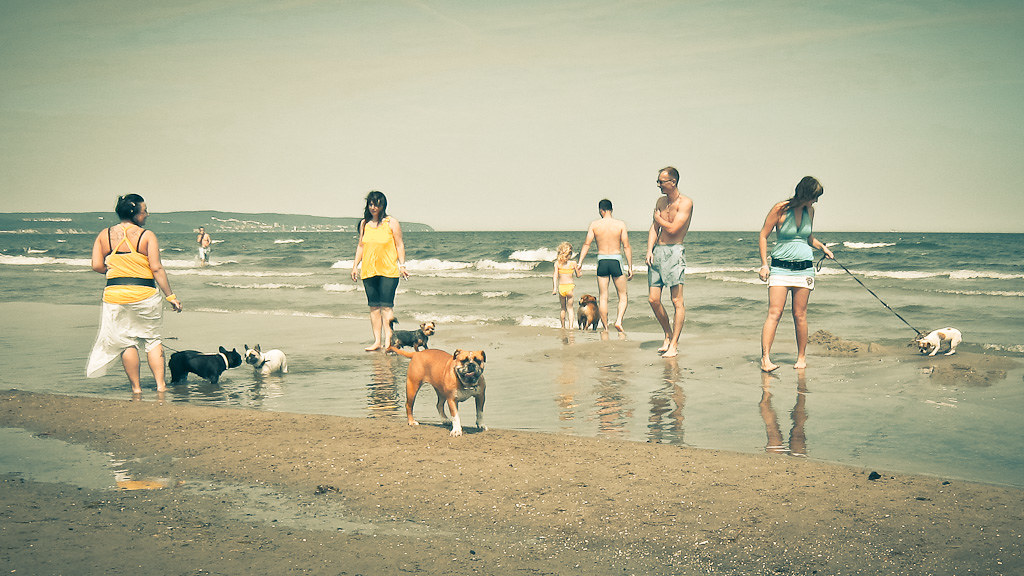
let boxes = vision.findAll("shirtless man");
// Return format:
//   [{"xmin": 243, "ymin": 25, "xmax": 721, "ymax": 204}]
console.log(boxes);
[
  {"xmin": 646, "ymin": 166, "xmax": 694, "ymax": 358},
  {"xmin": 196, "ymin": 226, "xmax": 212, "ymax": 267},
  {"xmin": 577, "ymin": 199, "xmax": 633, "ymax": 332}
]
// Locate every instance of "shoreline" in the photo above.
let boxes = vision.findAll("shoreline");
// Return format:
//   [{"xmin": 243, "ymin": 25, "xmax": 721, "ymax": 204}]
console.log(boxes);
[
  {"xmin": 3, "ymin": 299, "xmax": 1024, "ymax": 490},
  {"xmin": 2, "ymin": 389, "xmax": 1022, "ymax": 575}
]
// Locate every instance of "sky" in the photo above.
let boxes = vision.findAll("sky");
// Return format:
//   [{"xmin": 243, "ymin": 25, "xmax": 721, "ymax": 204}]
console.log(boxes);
[{"xmin": 1, "ymin": 0, "xmax": 1022, "ymax": 232}]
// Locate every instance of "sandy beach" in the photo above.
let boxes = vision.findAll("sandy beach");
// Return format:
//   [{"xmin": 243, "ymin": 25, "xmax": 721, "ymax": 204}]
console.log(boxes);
[{"xmin": 2, "ymin": 389, "xmax": 1021, "ymax": 575}]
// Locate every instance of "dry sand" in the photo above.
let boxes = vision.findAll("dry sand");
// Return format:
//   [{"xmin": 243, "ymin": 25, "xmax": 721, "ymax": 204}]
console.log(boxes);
[{"xmin": 2, "ymin": 389, "xmax": 1021, "ymax": 575}]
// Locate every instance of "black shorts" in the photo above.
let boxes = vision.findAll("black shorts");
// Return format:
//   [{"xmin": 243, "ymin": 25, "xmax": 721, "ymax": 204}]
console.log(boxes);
[
  {"xmin": 596, "ymin": 258, "xmax": 623, "ymax": 278},
  {"xmin": 363, "ymin": 275, "xmax": 399, "ymax": 308}
]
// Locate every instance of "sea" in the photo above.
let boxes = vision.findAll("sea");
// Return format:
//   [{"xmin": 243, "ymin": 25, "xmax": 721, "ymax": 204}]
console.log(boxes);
[{"xmin": 2, "ymin": 229, "xmax": 1023, "ymax": 486}]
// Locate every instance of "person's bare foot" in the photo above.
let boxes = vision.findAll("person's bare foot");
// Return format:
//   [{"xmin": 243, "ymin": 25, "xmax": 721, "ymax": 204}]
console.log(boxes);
[
  {"xmin": 661, "ymin": 347, "xmax": 678, "ymax": 358},
  {"xmin": 793, "ymin": 358, "xmax": 807, "ymax": 369},
  {"xmin": 614, "ymin": 322, "xmax": 624, "ymax": 333},
  {"xmin": 657, "ymin": 338, "xmax": 671, "ymax": 353},
  {"xmin": 761, "ymin": 359, "xmax": 780, "ymax": 372},
  {"xmin": 364, "ymin": 343, "xmax": 382, "ymax": 352}
]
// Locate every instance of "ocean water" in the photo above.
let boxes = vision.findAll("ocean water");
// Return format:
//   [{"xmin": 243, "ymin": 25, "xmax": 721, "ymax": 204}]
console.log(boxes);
[
  {"xmin": 2, "ymin": 230, "xmax": 1022, "ymax": 350},
  {"xmin": 2, "ymin": 229, "xmax": 1023, "ymax": 486}
]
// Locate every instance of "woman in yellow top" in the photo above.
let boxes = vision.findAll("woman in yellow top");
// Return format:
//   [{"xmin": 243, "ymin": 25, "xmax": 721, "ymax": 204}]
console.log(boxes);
[
  {"xmin": 350, "ymin": 191, "xmax": 409, "ymax": 351},
  {"xmin": 87, "ymin": 194, "xmax": 183, "ymax": 394}
]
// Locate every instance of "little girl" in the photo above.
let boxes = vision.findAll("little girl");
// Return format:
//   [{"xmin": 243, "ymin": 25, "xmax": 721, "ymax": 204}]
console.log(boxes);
[{"xmin": 552, "ymin": 241, "xmax": 581, "ymax": 329}]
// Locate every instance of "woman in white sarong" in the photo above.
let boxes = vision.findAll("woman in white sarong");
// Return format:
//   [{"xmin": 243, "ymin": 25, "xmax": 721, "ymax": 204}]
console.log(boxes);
[{"xmin": 86, "ymin": 194, "xmax": 183, "ymax": 394}]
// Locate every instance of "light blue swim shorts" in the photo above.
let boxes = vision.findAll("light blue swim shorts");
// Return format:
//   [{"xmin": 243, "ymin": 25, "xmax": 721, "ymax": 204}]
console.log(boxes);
[{"xmin": 648, "ymin": 244, "xmax": 685, "ymax": 288}]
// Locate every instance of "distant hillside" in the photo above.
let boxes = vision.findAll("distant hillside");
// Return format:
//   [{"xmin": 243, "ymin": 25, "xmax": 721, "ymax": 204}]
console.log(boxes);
[{"xmin": 0, "ymin": 211, "xmax": 435, "ymax": 234}]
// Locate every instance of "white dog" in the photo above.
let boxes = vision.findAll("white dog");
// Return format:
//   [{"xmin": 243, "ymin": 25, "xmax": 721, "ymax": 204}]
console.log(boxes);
[
  {"xmin": 243, "ymin": 344, "xmax": 288, "ymax": 375},
  {"xmin": 915, "ymin": 327, "xmax": 962, "ymax": 356}
]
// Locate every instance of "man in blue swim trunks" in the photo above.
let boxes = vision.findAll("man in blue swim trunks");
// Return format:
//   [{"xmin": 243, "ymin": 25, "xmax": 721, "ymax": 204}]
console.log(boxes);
[
  {"xmin": 646, "ymin": 166, "xmax": 694, "ymax": 358},
  {"xmin": 578, "ymin": 199, "xmax": 633, "ymax": 332}
]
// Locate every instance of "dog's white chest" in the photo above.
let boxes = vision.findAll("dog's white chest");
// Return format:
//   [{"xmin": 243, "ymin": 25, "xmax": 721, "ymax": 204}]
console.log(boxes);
[{"xmin": 456, "ymin": 380, "xmax": 484, "ymax": 402}]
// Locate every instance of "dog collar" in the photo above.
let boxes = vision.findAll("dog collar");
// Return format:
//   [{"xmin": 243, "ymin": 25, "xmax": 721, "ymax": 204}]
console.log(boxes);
[{"xmin": 219, "ymin": 352, "xmax": 229, "ymax": 369}]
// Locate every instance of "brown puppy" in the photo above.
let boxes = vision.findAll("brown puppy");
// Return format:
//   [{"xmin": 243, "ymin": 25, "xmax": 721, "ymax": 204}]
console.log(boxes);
[
  {"xmin": 391, "ymin": 347, "xmax": 487, "ymax": 437},
  {"xmin": 577, "ymin": 294, "xmax": 599, "ymax": 330}
]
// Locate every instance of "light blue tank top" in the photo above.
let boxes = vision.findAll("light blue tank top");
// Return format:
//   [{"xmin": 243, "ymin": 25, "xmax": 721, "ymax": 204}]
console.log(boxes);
[{"xmin": 770, "ymin": 207, "xmax": 813, "ymax": 276}]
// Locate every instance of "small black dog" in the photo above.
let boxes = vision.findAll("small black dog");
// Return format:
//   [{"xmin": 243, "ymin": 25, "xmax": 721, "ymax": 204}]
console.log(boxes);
[
  {"xmin": 169, "ymin": 346, "xmax": 242, "ymax": 385},
  {"xmin": 388, "ymin": 319, "xmax": 436, "ymax": 351}
]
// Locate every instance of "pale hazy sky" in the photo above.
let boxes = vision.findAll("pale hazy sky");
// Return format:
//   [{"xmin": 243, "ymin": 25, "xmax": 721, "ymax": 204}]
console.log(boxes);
[{"xmin": 2, "ymin": 1, "xmax": 1022, "ymax": 232}]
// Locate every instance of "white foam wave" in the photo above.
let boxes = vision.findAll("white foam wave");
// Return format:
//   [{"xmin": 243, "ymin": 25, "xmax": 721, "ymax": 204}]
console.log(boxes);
[
  {"xmin": 477, "ymin": 259, "xmax": 536, "ymax": 271},
  {"xmin": 843, "ymin": 242, "xmax": 896, "ymax": 249},
  {"xmin": 323, "ymin": 283, "xmax": 360, "ymax": 292},
  {"xmin": 26, "ymin": 249, "xmax": 48, "ymax": 254},
  {"xmin": 416, "ymin": 271, "xmax": 535, "ymax": 280},
  {"xmin": 983, "ymin": 343, "xmax": 1024, "ymax": 354},
  {"xmin": 0, "ymin": 254, "xmax": 90, "ymax": 266},
  {"xmin": 848, "ymin": 270, "xmax": 943, "ymax": 280},
  {"xmin": 934, "ymin": 289, "xmax": 1024, "ymax": 298},
  {"xmin": 510, "ymin": 247, "xmax": 558, "ymax": 262},
  {"xmin": 162, "ymin": 259, "xmax": 205, "ymax": 269},
  {"xmin": 950, "ymin": 270, "xmax": 1024, "ymax": 280},
  {"xmin": 274, "ymin": 239, "xmax": 305, "ymax": 244},
  {"xmin": 519, "ymin": 315, "xmax": 562, "ymax": 329},
  {"xmin": 174, "ymin": 269, "xmax": 314, "ymax": 277},
  {"xmin": 688, "ymin": 266, "xmax": 753, "ymax": 274},
  {"xmin": 704, "ymin": 274, "xmax": 764, "ymax": 285},
  {"xmin": 414, "ymin": 289, "xmax": 510, "ymax": 298},
  {"xmin": 191, "ymin": 307, "xmax": 360, "ymax": 320},
  {"xmin": 207, "ymin": 282, "xmax": 309, "ymax": 290},
  {"xmin": 425, "ymin": 313, "xmax": 502, "ymax": 325}
]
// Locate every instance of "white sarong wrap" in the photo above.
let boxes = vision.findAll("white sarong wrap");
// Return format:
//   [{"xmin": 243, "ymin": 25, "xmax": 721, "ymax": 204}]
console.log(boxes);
[{"xmin": 86, "ymin": 293, "xmax": 164, "ymax": 377}]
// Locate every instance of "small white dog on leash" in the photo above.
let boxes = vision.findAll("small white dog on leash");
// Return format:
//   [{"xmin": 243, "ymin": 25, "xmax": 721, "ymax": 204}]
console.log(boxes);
[
  {"xmin": 915, "ymin": 327, "xmax": 962, "ymax": 356},
  {"xmin": 244, "ymin": 344, "xmax": 288, "ymax": 375}
]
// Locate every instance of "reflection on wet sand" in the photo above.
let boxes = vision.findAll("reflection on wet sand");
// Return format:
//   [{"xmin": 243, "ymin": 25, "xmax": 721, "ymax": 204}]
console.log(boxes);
[
  {"xmin": 647, "ymin": 356, "xmax": 685, "ymax": 445},
  {"xmin": 167, "ymin": 373, "xmax": 285, "ymax": 408},
  {"xmin": 760, "ymin": 370, "xmax": 809, "ymax": 456},
  {"xmin": 366, "ymin": 352, "xmax": 401, "ymax": 416},
  {"xmin": 594, "ymin": 362, "xmax": 632, "ymax": 437},
  {"xmin": 555, "ymin": 348, "xmax": 579, "ymax": 424}
]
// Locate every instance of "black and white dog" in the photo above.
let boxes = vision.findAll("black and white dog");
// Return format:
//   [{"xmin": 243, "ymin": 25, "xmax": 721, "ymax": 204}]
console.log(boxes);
[
  {"xmin": 169, "ymin": 346, "xmax": 243, "ymax": 384},
  {"xmin": 244, "ymin": 344, "xmax": 288, "ymax": 376}
]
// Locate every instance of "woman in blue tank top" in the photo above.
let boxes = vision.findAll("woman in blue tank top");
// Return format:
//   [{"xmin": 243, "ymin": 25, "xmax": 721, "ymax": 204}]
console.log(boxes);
[{"xmin": 757, "ymin": 176, "xmax": 834, "ymax": 372}]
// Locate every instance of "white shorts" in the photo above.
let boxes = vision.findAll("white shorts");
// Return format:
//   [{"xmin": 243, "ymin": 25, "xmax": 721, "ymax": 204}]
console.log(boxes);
[
  {"xmin": 86, "ymin": 294, "xmax": 164, "ymax": 377},
  {"xmin": 768, "ymin": 274, "xmax": 814, "ymax": 290}
]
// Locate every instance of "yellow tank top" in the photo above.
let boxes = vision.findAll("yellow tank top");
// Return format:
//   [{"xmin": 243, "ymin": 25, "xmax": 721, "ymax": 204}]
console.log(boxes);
[
  {"xmin": 360, "ymin": 217, "xmax": 400, "ymax": 279},
  {"xmin": 103, "ymin": 224, "xmax": 158, "ymax": 304}
]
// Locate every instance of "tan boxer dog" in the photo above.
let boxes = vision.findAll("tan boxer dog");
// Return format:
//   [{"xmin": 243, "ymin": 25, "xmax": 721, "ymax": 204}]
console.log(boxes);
[{"xmin": 391, "ymin": 347, "xmax": 487, "ymax": 437}]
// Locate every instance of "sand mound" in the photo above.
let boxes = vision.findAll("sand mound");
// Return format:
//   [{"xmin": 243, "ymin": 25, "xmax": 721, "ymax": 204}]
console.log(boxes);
[
  {"xmin": 921, "ymin": 354, "xmax": 1018, "ymax": 386},
  {"xmin": 809, "ymin": 330, "xmax": 887, "ymax": 356}
]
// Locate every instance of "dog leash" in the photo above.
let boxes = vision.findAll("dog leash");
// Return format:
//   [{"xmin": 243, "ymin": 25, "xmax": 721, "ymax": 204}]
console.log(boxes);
[{"xmin": 815, "ymin": 255, "xmax": 924, "ymax": 337}]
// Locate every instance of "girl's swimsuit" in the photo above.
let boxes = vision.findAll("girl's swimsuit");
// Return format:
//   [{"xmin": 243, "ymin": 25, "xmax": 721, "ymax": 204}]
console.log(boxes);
[{"xmin": 557, "ymin": 263, "xmax": 576, "ymax": 297}]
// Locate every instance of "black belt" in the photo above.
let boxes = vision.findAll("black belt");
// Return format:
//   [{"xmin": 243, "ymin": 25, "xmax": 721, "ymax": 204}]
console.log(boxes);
[
  {"xmin": 771, "ymin": 258, "xmax": 813, "ymax": 271},
  {"xmin": 106, "ymin": 277, "xmax": 156, "ymax": 287}
]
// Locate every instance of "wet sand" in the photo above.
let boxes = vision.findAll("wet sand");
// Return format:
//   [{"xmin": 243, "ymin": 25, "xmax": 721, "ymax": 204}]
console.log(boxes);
[{"xmin": 2, "ymin": 389, "xmax": 1022, "ymax": 575}]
